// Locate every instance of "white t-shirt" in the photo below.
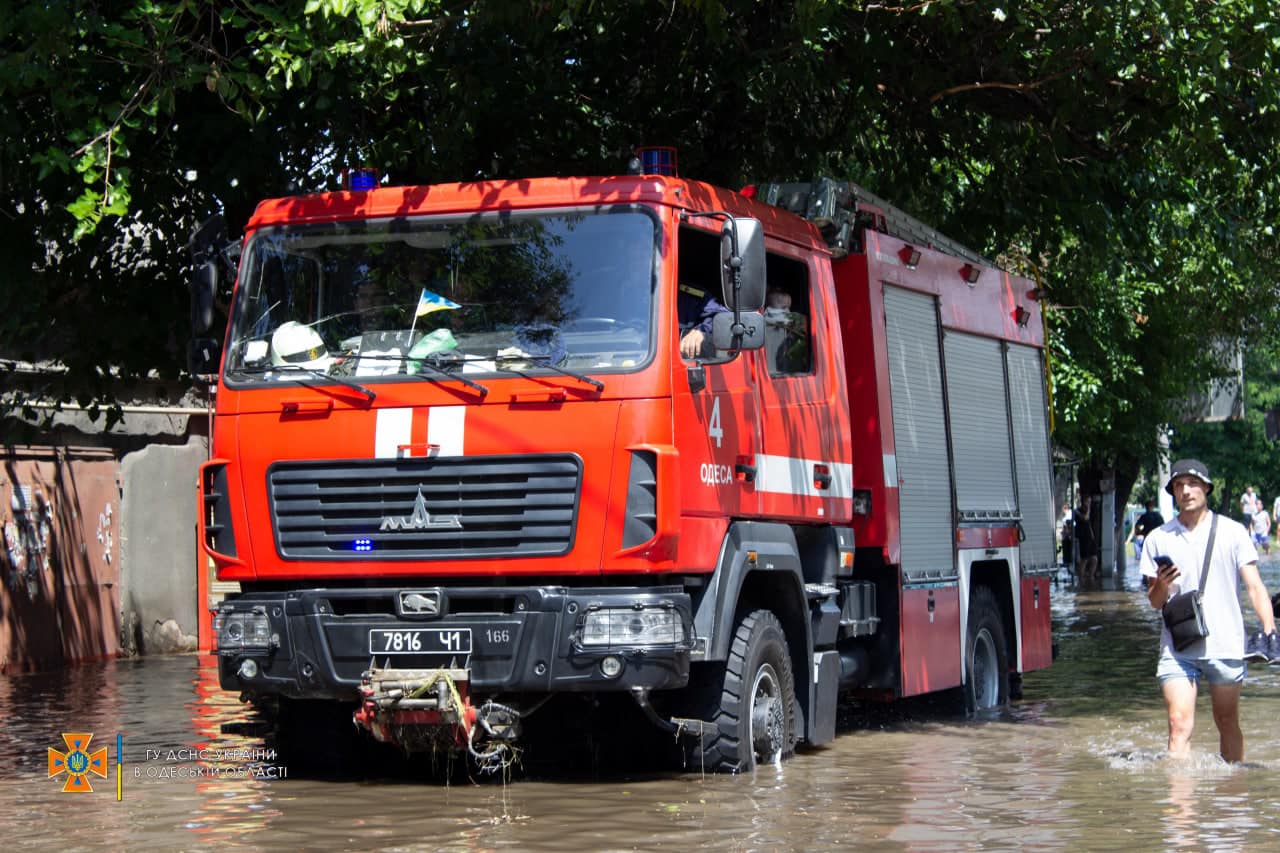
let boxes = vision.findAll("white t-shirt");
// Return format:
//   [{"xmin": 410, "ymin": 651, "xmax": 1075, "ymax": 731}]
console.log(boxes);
[
  {"xmin": 1140, "ymin": 511, "xmax": 1259, "ymax": 659},
  {"xmin": 1252, "ymin": 510, "xmax": 1271, "ymax": 536}
]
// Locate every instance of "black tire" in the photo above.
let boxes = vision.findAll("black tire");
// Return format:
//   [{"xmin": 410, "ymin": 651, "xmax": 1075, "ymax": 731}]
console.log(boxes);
[
  {"xmin": 684, "ymin": 610, "xmax": 798, "ymax": 773},
  {"xmin": 964, "ymin": 586, "xmax": 1010, "ymax": 714}
]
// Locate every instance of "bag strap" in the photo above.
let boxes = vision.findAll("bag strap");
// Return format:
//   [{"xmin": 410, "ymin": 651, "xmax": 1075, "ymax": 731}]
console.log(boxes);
[{"xmin": 1197, "ymin": 513, "xmax": 1219, "ymax": 596}]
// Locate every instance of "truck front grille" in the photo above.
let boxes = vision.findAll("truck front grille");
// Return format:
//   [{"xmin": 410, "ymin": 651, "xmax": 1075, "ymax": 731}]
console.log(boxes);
[{"xmin": 267, "ymin": 454, "xmax": 581, "ymax": 560}]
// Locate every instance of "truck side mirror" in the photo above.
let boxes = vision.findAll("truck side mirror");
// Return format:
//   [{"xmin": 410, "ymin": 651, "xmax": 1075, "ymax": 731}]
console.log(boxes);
[
  {"xmin": 711, "ymin": 310, "xmax": 765, "ymax": 352},
  {"xmin": 188, "ymin": 214, "xmax": 227, "ymax": 335},
  {"xmin": 720, "ymin": 218, "xmax": 765, "ymax": 312},
  {"xmin": 188, "ymin": 337, "xmax": 222, "ymax": 376},
  {"xmin": 190, "ymin": 260, "xmax": 217, "ymax": 334}
]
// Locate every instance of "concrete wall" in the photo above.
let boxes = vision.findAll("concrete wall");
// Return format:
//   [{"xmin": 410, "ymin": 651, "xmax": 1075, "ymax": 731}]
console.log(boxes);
[{"xmin": 119, "ymin": 436, "xmax": 207, "ymax": 655}]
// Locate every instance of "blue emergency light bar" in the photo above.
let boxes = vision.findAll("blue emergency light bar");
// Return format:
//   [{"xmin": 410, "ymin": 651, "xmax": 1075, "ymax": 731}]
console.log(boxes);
[
  {"xmin": 636, "ymin": 147, "xmax": 678, "ymax": 177},
  {"xmin": 343, "ymin": 168, "xmax": 380, "ymax": 191}
]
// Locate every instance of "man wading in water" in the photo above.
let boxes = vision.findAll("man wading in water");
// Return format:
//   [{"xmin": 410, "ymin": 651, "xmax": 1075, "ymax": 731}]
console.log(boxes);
[{"xmin": 1141, "ymin": 459, "xmax": 1278, "ymax": 763}]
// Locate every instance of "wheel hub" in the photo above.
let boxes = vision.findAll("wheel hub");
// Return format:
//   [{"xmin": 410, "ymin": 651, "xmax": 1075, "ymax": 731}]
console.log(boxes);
[
  {"xmin": 972, "ymin": 627, "xmax": 999, "ymax": 708},
  {"xmin": 749, "ymin": 664, "xmax": 784, "ymax": 762}
]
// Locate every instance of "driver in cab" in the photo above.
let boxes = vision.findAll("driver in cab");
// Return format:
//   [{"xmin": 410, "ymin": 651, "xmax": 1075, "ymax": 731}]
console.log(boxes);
[{"xmin": 678, "ymin": 283, "xmax": 728, "ymax": 359}]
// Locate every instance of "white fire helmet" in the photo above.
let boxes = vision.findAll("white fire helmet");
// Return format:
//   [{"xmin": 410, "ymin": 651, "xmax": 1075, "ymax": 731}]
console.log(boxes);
[{"xmin": 270, "ymin": 321, "xmax": 331, "ymax": 370}]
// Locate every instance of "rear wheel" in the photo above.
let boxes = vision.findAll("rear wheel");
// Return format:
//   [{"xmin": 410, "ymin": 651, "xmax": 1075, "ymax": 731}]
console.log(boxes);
[
  {"xmin": 965, "ymin": 586, "xmax": 1010, "ymax": 713},
  {"xmin": 684, "ymin": 610, "xmax": 797, "ymax": 773}
]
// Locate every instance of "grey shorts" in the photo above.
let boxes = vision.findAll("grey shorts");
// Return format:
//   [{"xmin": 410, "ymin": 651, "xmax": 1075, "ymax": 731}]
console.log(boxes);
[{"xmin": 1156, "ymin": 647, "xmax": 1246, "ymax": 686}]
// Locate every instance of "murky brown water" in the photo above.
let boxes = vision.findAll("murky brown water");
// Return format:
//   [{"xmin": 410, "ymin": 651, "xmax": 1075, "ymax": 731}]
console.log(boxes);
[{"xmin": 7, "ymin": 559, "xmax": 1280, "ymax": 851}]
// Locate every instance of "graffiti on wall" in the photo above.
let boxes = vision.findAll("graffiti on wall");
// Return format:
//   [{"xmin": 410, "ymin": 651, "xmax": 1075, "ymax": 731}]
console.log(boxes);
[
  {"xmin": 96, "ymin": 502, "xmax": 114, "ymax": 565},
  {"xmin": 3, "ymin": 481, "xmax": 55, "ymax": 597}
]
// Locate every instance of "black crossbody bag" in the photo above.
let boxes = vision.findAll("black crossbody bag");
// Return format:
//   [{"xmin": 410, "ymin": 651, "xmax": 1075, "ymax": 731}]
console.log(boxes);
[{"xmin": 1161, "ymin": 514, "xmax": 1218, "ymax": 652}]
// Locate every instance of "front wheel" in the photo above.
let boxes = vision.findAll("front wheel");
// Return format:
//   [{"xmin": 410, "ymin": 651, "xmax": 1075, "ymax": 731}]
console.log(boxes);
[
  {"xmin": 684, "ymin": 610, "xmax": 797, "ymax": 773},
  {"xmin": 964, "ymin": 586, "xmax": 1010, "ymax": 714}
]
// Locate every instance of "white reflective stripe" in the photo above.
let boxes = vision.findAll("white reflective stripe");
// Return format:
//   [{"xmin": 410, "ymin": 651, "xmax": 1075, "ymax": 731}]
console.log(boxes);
[
  {"xmin": 883, "ymin": 453, "xmax": 898, "ymax": 488},
  {"xmin": 753, "ymin": 454, "xmax": 853, "ymax": 498},
  {"xmin": 374, "ymin": 408, "xmax": 413, "ymax": 459},
  {"xmin": 427, "ymin": 406, "xmax": 466, "ymax": 457}
]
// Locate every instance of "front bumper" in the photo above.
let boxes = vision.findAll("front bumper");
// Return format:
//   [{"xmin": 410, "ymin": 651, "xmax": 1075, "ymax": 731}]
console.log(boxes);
[{"xmin": 215, "ymin": 585, "xmax": 693, "ymax": 701}]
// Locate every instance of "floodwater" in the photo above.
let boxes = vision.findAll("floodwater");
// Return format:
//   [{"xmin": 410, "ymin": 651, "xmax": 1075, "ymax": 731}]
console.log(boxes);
[{"xmin": 7, "ymin": 559, "xmax": 1280, "ymax": 852}]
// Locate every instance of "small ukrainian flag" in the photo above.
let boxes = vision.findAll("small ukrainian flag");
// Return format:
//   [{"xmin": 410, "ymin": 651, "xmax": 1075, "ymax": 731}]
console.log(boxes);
[{"xmin": 415, "ymin": 288, "xmax": 461, "ymax": 318}]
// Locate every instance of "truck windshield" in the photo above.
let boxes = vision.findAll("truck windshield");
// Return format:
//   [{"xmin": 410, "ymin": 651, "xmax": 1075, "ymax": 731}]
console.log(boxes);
[{"xmin": 224, "ymin": 209, "xmax": 656, "ymax": 384}]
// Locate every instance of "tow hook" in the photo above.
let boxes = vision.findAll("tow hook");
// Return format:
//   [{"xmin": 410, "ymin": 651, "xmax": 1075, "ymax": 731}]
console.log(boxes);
[
  {"xmin": 353, "ymin": 667, "xmax": 521, "ymax": 772},
  {"xmin": 354, "ymin": 667, "xmax": 475, "ymax": 742}
]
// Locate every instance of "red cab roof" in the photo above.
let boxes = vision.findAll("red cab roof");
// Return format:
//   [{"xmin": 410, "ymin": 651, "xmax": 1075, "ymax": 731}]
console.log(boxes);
[{"xmin": 246, "ymin": 175, "xmax": 828, "ymax": 253}]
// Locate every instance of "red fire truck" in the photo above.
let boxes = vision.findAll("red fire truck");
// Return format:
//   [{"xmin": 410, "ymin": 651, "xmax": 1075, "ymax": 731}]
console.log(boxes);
[{"xmin": 189, "ymin": 153, "xmax": 1056, "ymax": 773}]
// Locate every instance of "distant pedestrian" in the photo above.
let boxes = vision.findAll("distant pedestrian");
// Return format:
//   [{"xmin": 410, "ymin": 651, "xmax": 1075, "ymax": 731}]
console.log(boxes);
[
  {"xmin": 1074, "ymin": 499, "xmax": 1099, "ymax": 583},
  {"xmin": 1251, "ymin": 508, "xmax": 1271, "ymax": 556},
  {"xmin": 1240, "ymin": 485, "xmax": 1259, "ymax": 528},
  {"xmin": 1127, "ymin": 499, "xmax": 1165, "ymax": 561},
  {"xmin": 1141, "ymin": 459, "xmax": 1278, "ymax": 763},
  {"xmin": 1059, "ymin": 503, "xmax": 1074, "ymax": 571}
]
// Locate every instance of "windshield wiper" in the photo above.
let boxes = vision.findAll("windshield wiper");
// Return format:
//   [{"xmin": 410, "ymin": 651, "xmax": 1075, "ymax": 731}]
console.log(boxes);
[
  {"xmin": 406, "ymin": 353, "xmax": 489, "ymax": 398},
  {"xmin": 231, "ymin": 363, "xmax": 377, "ymax": 403},
  {"xmin": 494, "ymin": 353, "xmax": 605, "ymax": 392}
]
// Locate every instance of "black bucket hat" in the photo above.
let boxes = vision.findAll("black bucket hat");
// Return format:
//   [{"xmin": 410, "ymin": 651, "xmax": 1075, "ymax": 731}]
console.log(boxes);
[{"xmin": 1165, "ymin": 458, "xmax": 1214, "ymax": 495}]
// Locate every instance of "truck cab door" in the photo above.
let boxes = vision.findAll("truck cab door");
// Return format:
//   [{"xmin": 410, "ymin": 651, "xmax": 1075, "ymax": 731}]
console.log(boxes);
[
  {"xmin": 672, "ymin": 224, "xmax": 762, "ymax": 523},
  {"xmin": 756, "ymin": 252, "xmax": 850, "ymax": 521}
]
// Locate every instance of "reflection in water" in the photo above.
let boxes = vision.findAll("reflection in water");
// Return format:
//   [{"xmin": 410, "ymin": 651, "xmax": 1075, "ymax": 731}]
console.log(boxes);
[
  {"xmin": 0, "ymin": 562, "xmax": 1278, "ymax": 851},
  {"xmin": 1166, "ymin": 763, "xmax": 1265, "ymax": 851},
  {"xmin": 185, "ymin": 661, "xmax": 281, "ymax": 847}
]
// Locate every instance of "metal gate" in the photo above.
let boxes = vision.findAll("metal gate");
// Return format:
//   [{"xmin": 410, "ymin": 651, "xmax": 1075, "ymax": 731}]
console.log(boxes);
[{"xmin": 1, "ymin": 447, "xmax": 122, "ymax": 672}]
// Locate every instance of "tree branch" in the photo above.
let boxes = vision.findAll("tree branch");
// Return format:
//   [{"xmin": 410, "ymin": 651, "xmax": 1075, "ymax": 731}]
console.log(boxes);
[
  {"xmin": 927, "ymin": 66, "xmax": 1078, "ymax": 105},
  {"xmin": 72, "ymin": 75, "xmax": 154, "ymax": 158}
]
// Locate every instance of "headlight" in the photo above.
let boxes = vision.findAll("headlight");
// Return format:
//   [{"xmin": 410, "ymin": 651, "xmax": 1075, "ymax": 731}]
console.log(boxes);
[
  {"xmin": 214, "ymin": 607, "xmax": 275, "ymax": 652},
  {"xmin": 580, "ymin": 607, "xmax": 685, "ymax": 647}
]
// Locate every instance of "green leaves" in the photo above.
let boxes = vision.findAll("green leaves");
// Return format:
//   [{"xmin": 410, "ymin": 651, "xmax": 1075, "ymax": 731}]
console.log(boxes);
[{"xmin": 3, "ymin": 0, "xmax": 1279, "ymax": 474}]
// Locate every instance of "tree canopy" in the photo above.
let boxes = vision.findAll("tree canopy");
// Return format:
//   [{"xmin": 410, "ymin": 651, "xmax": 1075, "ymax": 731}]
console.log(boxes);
[{"xmin": 3, "ymin": 0, "xmax": 1278, "ymax": 485}]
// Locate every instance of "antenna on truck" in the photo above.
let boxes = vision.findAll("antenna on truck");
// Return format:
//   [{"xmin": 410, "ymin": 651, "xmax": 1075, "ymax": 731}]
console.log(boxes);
[{"xmin": 756, "ymin": 178, "xmax": 991, "ymax": 266}]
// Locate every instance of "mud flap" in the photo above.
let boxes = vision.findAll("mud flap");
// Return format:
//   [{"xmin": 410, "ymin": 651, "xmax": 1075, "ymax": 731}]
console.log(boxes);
[{"xmin": 808, "ymin": 650, "xmax": 839, "ymax": 746}]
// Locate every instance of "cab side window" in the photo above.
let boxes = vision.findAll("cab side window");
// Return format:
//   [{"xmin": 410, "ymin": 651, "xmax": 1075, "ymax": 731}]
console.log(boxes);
[
  {"xmin": 675, "ymin": 224, "xmax": 733, "ymax": 364},
  {"xmin": 762, "ymin": 253, "xmax": 812, "ymax": 377}
]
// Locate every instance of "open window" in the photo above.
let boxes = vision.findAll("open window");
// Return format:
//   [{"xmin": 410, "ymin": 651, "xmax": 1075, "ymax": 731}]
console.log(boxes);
[
  {"xmin": 675, "ymin": 223, "xmax": 734, "ymax": 364},
  {"xmin": 762, "ymin": 252, "xmax": 812, "ymax": 377}
]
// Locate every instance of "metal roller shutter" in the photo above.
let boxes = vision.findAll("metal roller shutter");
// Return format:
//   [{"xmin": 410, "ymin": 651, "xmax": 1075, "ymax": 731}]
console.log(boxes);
[
  {"xmin": 883, "ymin": 286, "xmax": 954, "ymax": 580},
  {"xmin": 1007, "ymin": 344, "xmax": 1056, "ymax": 570},
  {"xmin": 943, "ymin": 332, "xmax": 1017, "ymax": 518}
]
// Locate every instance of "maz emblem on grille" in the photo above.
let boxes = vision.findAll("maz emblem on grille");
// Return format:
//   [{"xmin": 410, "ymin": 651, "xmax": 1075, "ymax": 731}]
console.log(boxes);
[
  {"xmin": 400, "ymin": 590, "xmax": 442, "ymax": 616},
  {"xmin": 380, "ymin": 488, "xmax": 463, "ymax": 531}
]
